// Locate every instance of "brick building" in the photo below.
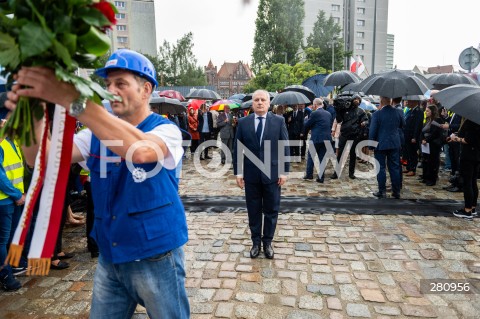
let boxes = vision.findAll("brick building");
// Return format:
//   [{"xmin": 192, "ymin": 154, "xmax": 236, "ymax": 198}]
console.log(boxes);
[{"xmin": 205, "ymin": 60, "xmax": 254, "ymax": 98}]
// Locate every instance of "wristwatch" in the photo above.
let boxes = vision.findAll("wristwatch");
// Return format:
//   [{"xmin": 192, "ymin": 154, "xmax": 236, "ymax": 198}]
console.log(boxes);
[{"xmin": 69, "ymin": 96, "xmax": 87, "ymax": 117}]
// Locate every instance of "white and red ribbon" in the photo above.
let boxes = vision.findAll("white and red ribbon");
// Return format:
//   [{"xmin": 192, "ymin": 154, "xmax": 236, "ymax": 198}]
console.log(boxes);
[{"xmin": 7, "ymin": 105, "xmax": 76, "ymax": 275}]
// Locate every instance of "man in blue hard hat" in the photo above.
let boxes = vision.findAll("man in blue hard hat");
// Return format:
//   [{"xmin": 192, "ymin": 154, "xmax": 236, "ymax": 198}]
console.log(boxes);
[{"xmin": 5, "ymin": 49, "xmax": 190, "ymax": 318}]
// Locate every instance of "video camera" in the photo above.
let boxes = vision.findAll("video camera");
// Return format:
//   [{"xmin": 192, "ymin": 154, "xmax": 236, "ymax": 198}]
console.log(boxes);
[{"xmin": 333, "ymin": 93, "xmax": 354, "ymax": 112}]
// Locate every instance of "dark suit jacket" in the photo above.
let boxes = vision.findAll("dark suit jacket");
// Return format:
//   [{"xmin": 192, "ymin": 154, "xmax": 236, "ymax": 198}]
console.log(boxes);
[
  {"xmin": 404, "ymin": 106, "xmax": 424, "ymax": 141},
  {"xmin": 233, "ymin": 112, "xmax": 290, "ymax": 184},
  {"xmin": 303, "ymin": 109, "xmax": 332, "ymax": 144},
  {"xmin": 369, "ymin": 105, "xmax": 405, "ymax": 150},
  {"xmin": 289, "ymin": 110, "xmax": 305, "ymax": 136},
  {"xmin": 198, "ymin": 111, "xmax": 213, "ymax": 133},
  {"xmin": 217, "ymin": 111, "xmax": 235, "ymax": 139}
]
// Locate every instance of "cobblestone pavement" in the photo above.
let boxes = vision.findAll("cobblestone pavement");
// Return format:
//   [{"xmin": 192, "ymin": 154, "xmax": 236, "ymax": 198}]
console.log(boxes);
[{"xmin": 1, "ymin": 155, "xmax": 479, "ymax": 319}]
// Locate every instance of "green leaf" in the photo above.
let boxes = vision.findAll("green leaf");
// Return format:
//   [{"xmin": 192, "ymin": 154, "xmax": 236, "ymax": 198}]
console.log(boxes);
[
  {"xmin": 90, "ymin": 81, "xmax": 119, "ymax": 101},
  {"xmin": 78, "ymin": 26, "xmax": 111, "ymax": 56},
  {"xmin": 61, "ymin": 33, "xmax": 77, "ymax": 55},
  {"xmin": 0, "ymin": 32, "xmax": 20, "ymax": 69},
  {"xmin": 53, "ymin": 39, "xmax": 72, "ymax": 68},
  {"xmin": 19, "ymin": 22, "xmax": 53, "ymax": 59},
  {"xmin": 78, "ymin": 7, "xmax": 111, "ymax": 28}
]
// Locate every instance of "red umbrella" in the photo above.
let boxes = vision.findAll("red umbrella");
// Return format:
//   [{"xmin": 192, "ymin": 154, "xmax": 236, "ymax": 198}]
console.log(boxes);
[
  {"xmin": 187, "ymin": 99, "xmax": 206, "ymax": 110},
  {"xmin": 158, "ymin": 90, "xmax": 185, "ymax": 101}
]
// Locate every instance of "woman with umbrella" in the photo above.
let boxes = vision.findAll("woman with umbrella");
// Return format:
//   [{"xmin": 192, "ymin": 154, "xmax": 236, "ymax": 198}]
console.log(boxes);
[
  {"xmin": 420, "ymin": 104, "xmax": 445, "ymax": 186},
  {"xmin": 188, "ymin": 107, "xmax": 200, "ymax": 156},
  {"xmin": 451, "ymin": 118, "xmax": 480, "ymax": 221}
]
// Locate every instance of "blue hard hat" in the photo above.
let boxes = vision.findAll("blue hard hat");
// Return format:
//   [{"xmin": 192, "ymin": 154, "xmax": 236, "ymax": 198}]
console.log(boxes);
[{"xmin": 95, "ymin": 49, "xmax": 158, "ymax": 87}]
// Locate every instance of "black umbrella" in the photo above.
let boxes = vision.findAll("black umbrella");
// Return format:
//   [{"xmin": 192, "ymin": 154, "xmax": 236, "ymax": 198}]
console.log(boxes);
[
  {"xmin": 429, "ymin": 73, "xmax": 479, "ymax": 90},
  {"xmin": 242, "ymin": 92, "xmax": 277, "ymax": 102},
  {"xmin": 150, "ymin": 97, "xmax": 186, "ymax": 114},
  {"xmin": 323, "ymin": 70, "xmax": 362, "ymax": 87},
  {"xmin": 270, "ymin": 91, "xmax": 310, "ymax": 106},
  {"xmin": 283, "ymin": 85, "xmax": 316, "ymax": 102},
  {"xmin": 359, "ymin": 69, "xmax": 432, "ymax": 98},
  {"xmin": 185, "ymin": 88, "xmax": 221, "ymax": 100},
  {"xmin": 433, "ymin": 84, "xmax": 480, "ymax": 125},
  {"xmin": 403, "ymin": 95, "xmax": 426, "ymax": 101},
  {"xmin": 340, "ymin": 82, "xmax": 364, "ymax": 93},
  {"xmin": 240, "ymin": 100, "xmax": 253, "ymax": 110}
]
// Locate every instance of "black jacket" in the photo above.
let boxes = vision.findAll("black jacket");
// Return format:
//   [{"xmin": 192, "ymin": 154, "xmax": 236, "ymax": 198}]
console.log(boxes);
[
  {"xmin": 458, "ymin": 119, "xmax": 480, "ymax": 162},
  {"xmin": 198, "ymin": 110, "xmax": 214, "ymax": 134},
  {"xmin": 337, "ymin": 106, "xmax": 368, "ymax": 139},
  {"xmin": 404, "ymin": 106, "xmax": 424, "ymax": 141}
]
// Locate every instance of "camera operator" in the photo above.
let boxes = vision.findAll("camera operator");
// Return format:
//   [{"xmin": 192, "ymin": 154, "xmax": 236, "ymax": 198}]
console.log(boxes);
[{"xmin": 332, "ymin": 94, "xmax": 369, "ymax": 179}]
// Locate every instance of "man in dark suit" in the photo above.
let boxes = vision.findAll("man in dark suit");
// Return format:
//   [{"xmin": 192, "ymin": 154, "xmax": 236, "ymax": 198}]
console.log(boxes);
[
  {"xmin": 303, "ymin": 98, "xmax": 332, "ymax": 183},
  {"xmin": 369, "ymin": 96, "xmax": 405, "ymax": 199},
  {"xmin": 198, "ymin": 104, "xmax": 214, "ymax": 160},
  {"xmin": 217, "ymin": 105, "xmax": 235, "ymax": 164},
  {"xmin": 403, "ymin": 99, "xmax": 424, "ymax": 175},
  {"xmin": 288, "ymin": 105, "xmax": 304, "ymax": 158},
  {"xmin": 233, "ymin": 90, "xmax": 289, "ymax": 259}
]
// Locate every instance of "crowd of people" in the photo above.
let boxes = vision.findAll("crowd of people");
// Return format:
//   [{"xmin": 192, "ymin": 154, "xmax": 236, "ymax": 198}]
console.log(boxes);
[{"xmin": 0, "ymin": 49, "xmax": 478, "ymax": 319}]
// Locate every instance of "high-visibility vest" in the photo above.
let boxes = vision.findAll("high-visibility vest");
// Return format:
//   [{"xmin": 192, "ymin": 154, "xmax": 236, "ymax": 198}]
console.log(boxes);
[{"xmin": 0, "ymin": 139, "xmax": 24, "ymax": 200}]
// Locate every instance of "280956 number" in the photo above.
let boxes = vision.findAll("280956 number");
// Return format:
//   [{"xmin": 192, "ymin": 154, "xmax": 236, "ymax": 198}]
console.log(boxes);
[{"xmin": 420, "ymin": 280, "xmax": 478, "ymax": 294}]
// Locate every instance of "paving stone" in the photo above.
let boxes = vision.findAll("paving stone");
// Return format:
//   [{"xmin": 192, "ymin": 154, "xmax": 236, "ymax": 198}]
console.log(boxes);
[
  {"xmin": 191, "ymin": 303, "xmax": 215, "ymax": 314},
  {"xmin": 346, "ymin": 303, "xmax": 371, "ymax": 317},
  {"xmin": 298, "ymin": 295, "xmax": 323, "ymax": 310},
  {"xmin": 339, "ymin": 284, "xmax": 361, "ymax": 301},
  {"xmin": 373, "ymin": 305, "xmax": 401, "ymax": 316},
  {"xmin": 326, "ymin": 297, "xmax": 342, "ymax": 310},
  {"xmin": 311, "ymin": 265, "xmax": 331, "ymax": 273},
  {"xmin": 312, "ymin": 273, "xmax": 334, "ymax": 285},
  {"xmin": 306, "ymin": 284, "xmax": 336, "ymax": 296},
  {"xmin": 282, "ymin": 280, "xmax": 298, "ymax": 296},
  {"xmin": 280, "ymin": 296, "xmax": 297, "ymax": 307},
  {"xmin": 262, "ymin": 279, "xmax": 281, "ymax": 294},
  {"xmin": 235, "ymin": 304, "xmax": 259, "ymax": 319},
  {"xmin": 285, "ymin": 310, "xmax": 325, "ymax": 319},
  {"xmin": 295, "ymin": 243, "xmax": 312, "ymax": 251},
  {"xmin": 235, "ymin": 292, "xmax": 265, "ymax": 304},
  {"xmin": 201, "ymin": 279, "xmax": 221, "ymax": 288},
  {"xmin": 400, "ymin": 304, "xmax": 437, "ymax": 317},
  {"xmin": 360, "ymin": 289, "xmax": 385, "ymax": 302},
  {"xmin": 215, "ymin": 302, "xmax": 234, "ymax": 317},
  {"xmin": 420, "ymin": 249, "xmax": 442, "ymax": 260}
]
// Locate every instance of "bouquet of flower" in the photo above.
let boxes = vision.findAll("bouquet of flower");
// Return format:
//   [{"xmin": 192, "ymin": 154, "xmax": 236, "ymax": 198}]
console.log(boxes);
[{"xmin": 0, "ymin": 0, "xmax": 118, "ymax": 145}]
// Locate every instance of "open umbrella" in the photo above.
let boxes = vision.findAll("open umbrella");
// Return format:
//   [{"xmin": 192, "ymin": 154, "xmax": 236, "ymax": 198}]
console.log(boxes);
[
  {"xmin": 242, "ymin": 92, "xmax": 277, "ymax": 102},
  {"xmin": 429, "ymin": 73, "xmax": 479, "ymax": 90},
  {"xmin": 433, "ymin": 84, "xmax": 480, "ymax": 125},
  {"xmin": 150, "ymin": 97, "xmax": 186, "ymax": 114},
  {"xmin": 158, "ymin": 89, "xmax": 185, "ymax": 101},
  {"xmin": 210, "ymin": 99, "xmax": 240, "ymax": 111},
  {"xmin": 186, "ymin": 88, "xmax": 221, "ymax": 100},
  {"xmin": 228, "ymin": 93, "xmax": 246, "ymax": 101},
  {"xmin": 270, "ymin": 91, "xmax": 310, "ymax": 106},
  {"xmin": 323, "ymin": 70, "xmax": 362, "ymax": 87},
  {"xmin": 359, "ymin": 99, "xmax": 377, "ymax": 111},
  {"xmin": 240, "ymin": 100, "xmax": 253, "ymax": 110},
  {"xmin": 359, "ymin": 69, "xmax": 432, "ymax": 98},
  {"xmin": 302, "ymin": 74, "xmax": 334, "ymax": 97},
  {"xmin": 187, "ymin": 99, "xmax": 206, "ymax": 110},
  {"xmin": 283, "ymin": 85, "xmax": 316, "ymax": 102}
]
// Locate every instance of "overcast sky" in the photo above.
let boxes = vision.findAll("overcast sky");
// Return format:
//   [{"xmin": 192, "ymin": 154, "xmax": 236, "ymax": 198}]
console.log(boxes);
[{"xmin": 155, "ymin": 0, "xmax": 480, "ymax": 71}]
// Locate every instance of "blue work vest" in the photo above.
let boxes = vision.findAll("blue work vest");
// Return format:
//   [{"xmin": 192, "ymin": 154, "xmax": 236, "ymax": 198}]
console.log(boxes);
[{"xmin": 86, "ymin": 114, "xmax": 188, "ymax": 264}]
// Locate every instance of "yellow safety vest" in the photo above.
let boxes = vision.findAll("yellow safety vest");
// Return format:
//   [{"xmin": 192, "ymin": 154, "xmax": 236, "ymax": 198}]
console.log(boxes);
[{"xmin": 0, "ymin": 139, "xmax": 24, "ymax": 200}]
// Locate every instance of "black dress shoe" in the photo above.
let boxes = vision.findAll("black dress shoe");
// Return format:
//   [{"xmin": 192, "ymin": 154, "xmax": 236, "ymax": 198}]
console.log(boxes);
[
  {"xmin": 57, "ymin": 252, "xmax": 74, "ymax": 260},
  {"xmin": 250, "ymin": 245, "xmax": 260, "ymax": 258},
  {"xmin": 349, "ymin": 174, "xmax": 356, "ymax": 179},
  {"xmin": 330, "ymin": 173, "xmax": 338, "ymax": 179},
  {"xmin": 425, "ymin": 181, "xmax": 436, "ymax": 186},
  {"xmin": 316, "ymin": 177, "xmax": 324, "ymax": 183},
  {"xmin": 373, "ymin": 191, "xmax": 386, "ymax": 198},
  {"xmin": 221, "ymin": 159, "xmax": 225, "ymax": 164},
  {"xmin": 50, "ymin": 260, "xmax": 70, "ymax": 270},
  {"xmin": 90, "ymin": 251, "xmax": 100, "ymax": 258},
  {"xmin": 392, "ymin": 193, "xmax": 400, "ymax": 199},
  {"xmin": 264, "ymin": 243, "xmax": 274, "ymax": 259},
  {"xmin": 303, "ymin": 175, "xmax": 313, "ymax": 180},
  {"xmin": 200, "ymin": 156, "xmax": 205, "ymax": 160}
]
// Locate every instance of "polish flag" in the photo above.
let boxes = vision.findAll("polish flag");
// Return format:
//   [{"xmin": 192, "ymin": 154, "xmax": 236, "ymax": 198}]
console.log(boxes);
[{"xmin": 350, "ymin": 56, "xmax": 365, "ymax": 75}]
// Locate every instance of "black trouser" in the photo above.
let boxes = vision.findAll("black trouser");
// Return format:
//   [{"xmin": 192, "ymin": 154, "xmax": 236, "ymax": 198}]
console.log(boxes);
[
  {"xmin": 448, "ymin": 142, "xmax": 461, "ymax": 175},
  {"xmin": 199, "ymin": 132, "xmax": 212, "ymax": 158},
  {"xmin": 405, "ymin": 140, "xmax": 419, "ymax": 172},
  {"xmin": 422, "ymin": 143, "xmax": 441, "ymax": 183},
  {"xmin": 460, "ymin": 159, "xmax": 480, "ymax": 209},
  {"xmin": 337, "ymin": 136, "xmax": 360, "ymax": 176}
]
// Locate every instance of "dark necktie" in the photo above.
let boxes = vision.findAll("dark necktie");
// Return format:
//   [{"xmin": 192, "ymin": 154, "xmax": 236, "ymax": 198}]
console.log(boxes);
[{"xmin": 256, "ymin": 117, "xmax": 264, "ymax": 143}]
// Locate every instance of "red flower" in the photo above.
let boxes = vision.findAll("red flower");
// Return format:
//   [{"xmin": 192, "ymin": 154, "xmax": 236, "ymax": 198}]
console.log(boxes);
[{"xmin": 92, "ymin": 0, "xmax": 116, "ymax": 27}]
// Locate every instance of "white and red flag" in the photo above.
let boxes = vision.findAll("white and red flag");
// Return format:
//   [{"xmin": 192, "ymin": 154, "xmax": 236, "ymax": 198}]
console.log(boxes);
[{"xmin": 350, "ymin": 56, "xmax": 365, "ymax": 75}]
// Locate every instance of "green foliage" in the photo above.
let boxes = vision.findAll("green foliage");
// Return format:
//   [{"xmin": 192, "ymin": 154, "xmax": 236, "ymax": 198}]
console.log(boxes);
[
  {"xmin": 157, "ymin": 32, "xmax": 206, "ymax": 87},
  {"xmin": 243, "ymin": 61, "xmax": 326, "ymax": 93},
  {"xmin": 306, "ymin": 10, "xmax": 351, "ymax": 72},
  {"xmin": 251, "ymin": 0, "xmax": 305, "ymax": 73}
]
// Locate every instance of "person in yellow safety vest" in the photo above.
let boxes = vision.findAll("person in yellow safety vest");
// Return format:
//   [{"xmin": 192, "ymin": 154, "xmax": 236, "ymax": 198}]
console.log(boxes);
[{"xmin": 0, "ymin": 94, "xmax": 25, "ymax": 292}]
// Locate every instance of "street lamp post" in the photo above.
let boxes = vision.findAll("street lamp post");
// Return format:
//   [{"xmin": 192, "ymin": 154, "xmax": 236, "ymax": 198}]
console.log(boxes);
[
  {"xmin": 327, "ymin": 37, "xmax": 338, "ymax": 72},
  {"xmin": 283, "ymin": 51, "xmax": 288, "ymax": 65}
]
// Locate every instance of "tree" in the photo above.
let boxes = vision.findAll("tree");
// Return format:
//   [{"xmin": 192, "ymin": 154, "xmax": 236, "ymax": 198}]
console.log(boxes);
[
  {"xmin": 306, "ymin": 10, "xmax": 350, "ymax": 72},
  {"xmin": 251, "ymin": 0, "xmax": 305, "ymax": 73},
  {"xmin": 243, "ymin": 61, "xmax": 326, "ymax": 93},
  {"xmin": 158, "ymin": 32, "xmax": 206, "ymax": 86}
]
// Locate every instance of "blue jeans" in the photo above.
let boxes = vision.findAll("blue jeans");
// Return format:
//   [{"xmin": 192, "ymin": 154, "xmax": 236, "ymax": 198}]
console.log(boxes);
[
  {"xmin": 0, "ymin": 203, "xmax": 15, "ymax": 275},
  {"xmin": 374, "ymin": 148, "xmax": 401, "ymax": 195},
  {"xmin": 90, "ymin": 246, "xmax": 190, "ymax": 319}
]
